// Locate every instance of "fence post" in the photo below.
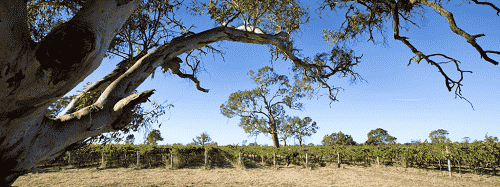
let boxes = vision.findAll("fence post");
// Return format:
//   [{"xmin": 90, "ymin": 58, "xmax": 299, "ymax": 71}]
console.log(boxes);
[
  {"xmin": 306, "ymin": 153, "xmax": 308, "ymax": 169},
  {"xmin": 137, "ymin": 150, "xmax": 140, "ymax": 165},
  {"xmin": 170, "ymin": 152, "xmax": 173, "ymax": 168},
  {"xmin": 238, "ymin": 152, "xmax": 242, "ymax": 166},
  {"xmin": 338, "ymin": 153, "xmax": 341, "ymax": 168},
  {"xmin": 448, "ymin": 159, "xmax": 452, "ymax": 177},
  {"xmin": 261, "ymin": 154, "xmax": 264, "ymax": 165},
  {"xmin": 377, "ymin": 156, "xmax": 379, "ymax": 167},
  {"xmin": 68, "ymin": 151, "xmax": 71, "ymax": 165},
  {"xmin": 273, "ymin": 152, "xmax": 276, "ymax": 167},
  {"xmin": 205, "ymin": 148, "xmax": 208, "ymax": 169},
  {"xmin": 101, "ymin": 152, "xmax": 105, "ymax": 165}
]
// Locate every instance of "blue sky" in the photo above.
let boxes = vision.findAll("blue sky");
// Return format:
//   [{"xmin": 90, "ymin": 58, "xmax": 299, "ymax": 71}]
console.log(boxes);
[{"xmin": 59, "ymin": 1, "xmax": 499, "ymax": 146}]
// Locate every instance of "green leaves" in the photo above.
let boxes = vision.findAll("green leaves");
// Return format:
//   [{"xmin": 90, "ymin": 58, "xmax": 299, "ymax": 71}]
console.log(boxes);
[
  {"xmin": 322, "ymin": 131, "xmax": 357, "ymax": 146},
  {"xmin": 365, "ymin": 128, "xmax": 397, "ymax": 145},
  {"xmin": 191, "ymin": 132, "xmax": 213, "ymax": 146},
  {"xmin": 194, "ymin": 0, "xmax": 309, "ymax": 35},
  {"xmin": 221, "ymin": 66, "xmax": 322, "ymax": 148}
]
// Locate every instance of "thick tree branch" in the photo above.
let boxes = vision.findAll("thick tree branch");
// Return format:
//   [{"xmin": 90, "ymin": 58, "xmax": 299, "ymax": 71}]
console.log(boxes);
[
  {"xmin": 413, "ymin": 0, "xmax": 499, "ymax": 65},
  {"xmin": 0, "ymin": 1, "xmax": 32, "ymax": 69}
]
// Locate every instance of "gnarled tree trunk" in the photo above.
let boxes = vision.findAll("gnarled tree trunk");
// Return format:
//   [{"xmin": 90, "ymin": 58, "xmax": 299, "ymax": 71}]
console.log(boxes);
[{"xmin": 0, "ymin": 1, "xmax": 307, "ymax": 186}]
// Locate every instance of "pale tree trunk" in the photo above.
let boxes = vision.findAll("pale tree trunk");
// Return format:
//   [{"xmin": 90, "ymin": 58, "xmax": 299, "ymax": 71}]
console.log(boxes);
[
  {"xmin": 0, "ymin": 1, "xmax": 305, "ymax": 186},
  {"xmin": 271, "ymin": 133, "xmax": 280, "ymax": 148}
]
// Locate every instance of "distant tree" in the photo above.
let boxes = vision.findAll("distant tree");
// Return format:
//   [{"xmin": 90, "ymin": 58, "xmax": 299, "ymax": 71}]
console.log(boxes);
[
  {"xmin": 278, "ymin": 116, "xmax": 319, "ymax": 147},
  {"xmin": 144, "ymin": 129, "xmax": 164, "ymax": 146},
  {"xmin": 124, "ymin": 134, "xmax": 135, "ymax": 145},
  {"xmin": 209, "ymin": 141, "xmax": 218, "ymax": 146},
  {"xmin": 365, "ymin": 128, "xmax": 397, "ymax": 145},
  {"xmin": 484, "ymin": 133, "xmax": 499, "ymax": 143},
  {"xmin": 409, "ymin": 139, "xmax": 425, "ymax": 145},
  {"xmin": 248, "ymin": 142, "xmax": 258, "ymax": 146},
  {"xmin": 307, "ymin": 143, "xmax": 315, "ymax": 147},
  {"xmin": 192, "ymin": 132, "xmax": 212, "ymax": 146},
  {"xmin": 220, "ymin": 66, "xmax": 324, "ymax": 148},
  {"xmin": 321, "ymin": 131, "xmax": 357, "ymax": 146},
  {"xmin": 429, "ymin": 129, "xmax": 451, "ymax": 144},
  {"xmin": 462, "ymin": 137, "xmax": 471, "ymax": 144},
  {"xmin": 242, "ymin": 140, "xmax": 248, "ymax": 146}
]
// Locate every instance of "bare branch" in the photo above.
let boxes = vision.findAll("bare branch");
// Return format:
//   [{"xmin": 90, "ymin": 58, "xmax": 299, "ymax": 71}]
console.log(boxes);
[
  {"xmin": 471, "ymin": 0, "xmax": 500, "ymax": 16},
  {"xmin": 414, "ymin": 0, "xmax": 499, "ymax": 65},
  {"xmin": 393, "ymin": 0, "xmax": 475, "ymax": 110}
]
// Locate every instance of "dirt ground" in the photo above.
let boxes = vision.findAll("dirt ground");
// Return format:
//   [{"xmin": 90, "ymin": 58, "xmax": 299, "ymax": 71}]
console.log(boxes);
[{"xmin": 11, "ymin": 161, "xmax": 500, "ymax": 187}]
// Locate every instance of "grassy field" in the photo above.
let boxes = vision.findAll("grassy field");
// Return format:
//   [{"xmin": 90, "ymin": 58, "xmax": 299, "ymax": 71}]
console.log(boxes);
[{"xmin": 11, "ymin": 155, "xmax": 500, "ymax": 187}]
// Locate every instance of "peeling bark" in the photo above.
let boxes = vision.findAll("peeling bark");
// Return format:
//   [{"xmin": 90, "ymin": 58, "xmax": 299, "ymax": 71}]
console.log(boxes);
[{"xmin": 0, "ymin": 1, "xmax": 331, "ymax": 186}]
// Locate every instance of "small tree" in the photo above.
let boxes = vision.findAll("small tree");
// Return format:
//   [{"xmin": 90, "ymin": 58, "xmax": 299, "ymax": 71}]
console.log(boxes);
[
  {"xmin": 365, "ymin": 128, "xmax": 397, "ymax": 145},
  {"xmin": 321, "ymin": 131, "xmax": 357, "ymax": 146},
  {"xmin": 284, "ymin": 116, "xmax": 319, "ymax": 147},
  {"xmin": 144, "ymin": 129, "xmax": 164, "ymax": 146},
  {"xmin": 192, "ymin": 132, "xmax": 212, "ymax": 146},
  {"xmin": 484, "ymin": 133, "xmax": 499, "ymax": 143},
  {"xmin": 429, "ymin": 129, "xmax": 451, "ymax": 144},
  {"xmin": 124, "ymin": 134, "xmax": 135, "ymax": 145}
]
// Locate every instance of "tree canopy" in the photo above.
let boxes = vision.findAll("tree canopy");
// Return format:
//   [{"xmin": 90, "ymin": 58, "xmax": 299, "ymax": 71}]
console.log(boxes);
[
  {"xmin": 365, "ymin": 128, "xmax": 397, "ymax": 145},
  {"xmin": 220, "ymin": 66, "xmax": 325, "ymax": 148},
  {"xmin": 191, "ymin": 132, "xmax": 214, "ymax": 146},
  {"xmin": 321, "ymin": 131, "xmax": 357, "ymax": 146}
]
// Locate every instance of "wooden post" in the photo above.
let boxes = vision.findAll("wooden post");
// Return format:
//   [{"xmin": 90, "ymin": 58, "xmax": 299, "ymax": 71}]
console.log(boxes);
[
  {"xmin": 68, "ymin": 151, "xmax": 71, "ymax": 165},
  {"xmin": 377, "ymin": 156, "xmax": 379, "ymax": 167},
  {"xmin": 337, "ymin": 153, "xmax": 340, "ymax": 168},
  {"xmin": 137, "ymin": 150, "xmax": 140, "ymax": 165},
  {"xmin": 101, "ymin": 152, "xmax": 105, "ymax": 165},
  {"xmin": 261, "ymin": 154, "xmax": 264, "ymax": 165},
  {"xmin": 239, "ymin": 152, "xmax": 242, "ymax": 166},
  {"xmin": 492, "ymin": 162, "xmax": 496, "ymax": 176},
  {"xmin": 306, "ymin": 153, "xmax": 308, "ymax": 168},
  {"xmin": 205, "ymin": 149, "xmax": 208, "ymax": 169},
  {"xmin": 273, "ymin": 152, "xmax": 276, "ymax": 167},
  {"xmin": 448, "ymin": 159, "xmax": 452, "ymax": 177},
  {"xmin": 170, "ymin": 152, "xmax": 173, "ymax": 168}
]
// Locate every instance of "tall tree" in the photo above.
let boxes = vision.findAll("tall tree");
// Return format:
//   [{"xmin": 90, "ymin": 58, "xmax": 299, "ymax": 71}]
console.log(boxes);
[
  {"xmin": 2, "ymin": 0, "xmax": 367, "ymax": 183},
  {"xmin": 289, "ymin": 116, "xmax": 319, "ymax": 147},
  {"xmin": 429, "ymin": 129, "xmax": 451, "ymax": 144},
  {"xmin": 220, "ymin": 66, "xmax": 329, "ymax": 148},
  {"xmin": 364, "ymin": 128, "xmax": 397, "ymax": 145},
  {"xmin": 318, "ymin": 0, "xmax": 500, "ymax": 111},
  {"xmin": 124, "ymin": 134, "xmax": 136, "ymax": 145},
  {"xmin": 143, "ymin": 129, "xmax": 164, "ymax": 145},
  {"xmin": 321, "ymin": 131, "xmax": 357, "ymax": 146},
  {"xmin": 192, "ymin": 132, "xmax": 213, "ymax": 146},
  {"xmin": 278, "ymin": 115, "xmax": 319, "ymax": 147}
]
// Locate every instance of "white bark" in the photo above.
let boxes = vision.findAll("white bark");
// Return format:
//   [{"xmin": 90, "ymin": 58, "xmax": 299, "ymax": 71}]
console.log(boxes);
[{"xmin": 0, "ymin": 1, "xmax": 313, "ymax": 186}]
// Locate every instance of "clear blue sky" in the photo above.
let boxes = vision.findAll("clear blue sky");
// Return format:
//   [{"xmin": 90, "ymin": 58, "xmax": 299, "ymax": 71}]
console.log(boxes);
[{"xmin": 58, "ymin": 1, "xmax": 499, "ymax": 146}]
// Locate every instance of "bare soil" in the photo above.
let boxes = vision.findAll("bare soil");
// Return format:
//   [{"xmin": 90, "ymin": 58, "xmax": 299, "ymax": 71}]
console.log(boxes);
[{"xmin": 12, "ymin": 161, "xmax": 500, "ymax": 187}]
